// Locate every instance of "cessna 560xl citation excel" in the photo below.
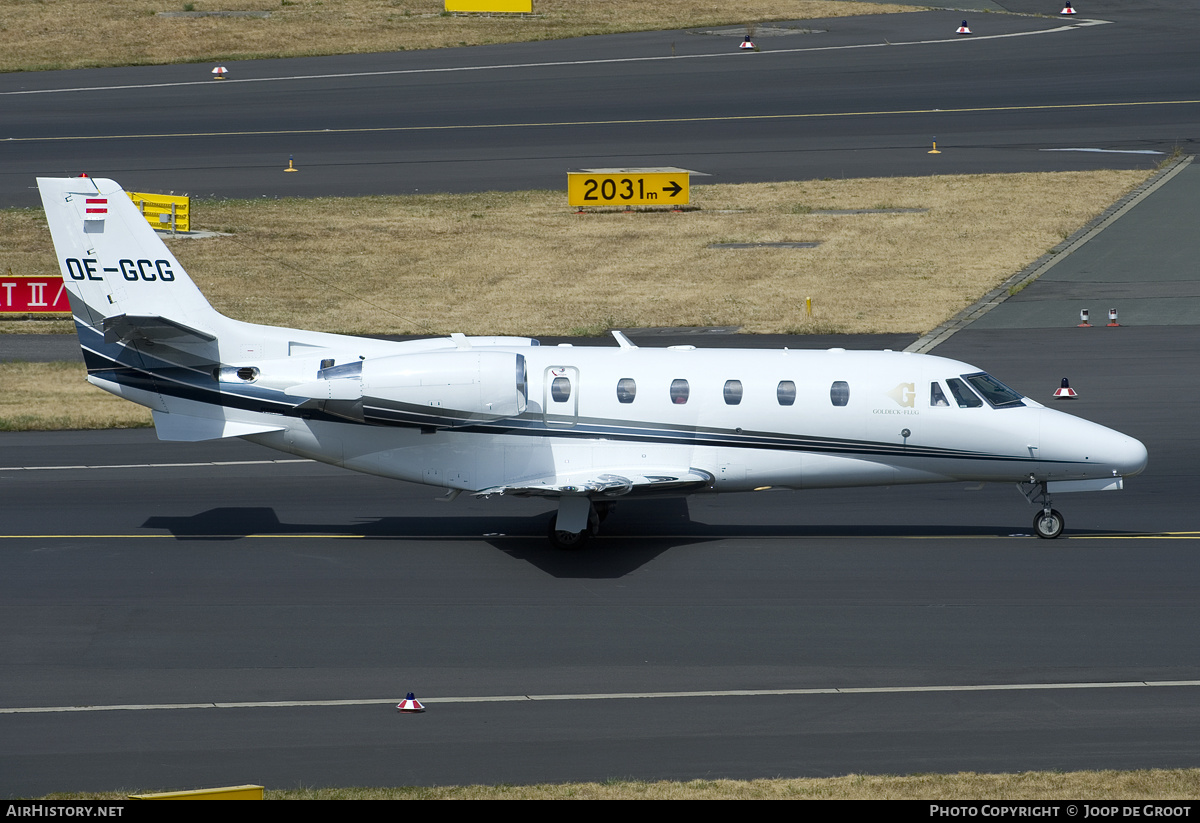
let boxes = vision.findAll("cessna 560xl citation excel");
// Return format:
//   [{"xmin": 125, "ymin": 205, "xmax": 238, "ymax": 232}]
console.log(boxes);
[{"xmin": 39, "ymin": 176, "xmax": 1148, "ymax": 546}]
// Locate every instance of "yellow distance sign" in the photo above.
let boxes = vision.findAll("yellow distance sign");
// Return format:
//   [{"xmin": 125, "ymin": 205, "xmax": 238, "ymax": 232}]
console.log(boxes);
[
  {"xmin": 568, "ymin": 172, "xmax": 689, "ymax": 208},
  {"xmin": 445, "ymin": 0, "xmax": 531, "ymax": 12}
]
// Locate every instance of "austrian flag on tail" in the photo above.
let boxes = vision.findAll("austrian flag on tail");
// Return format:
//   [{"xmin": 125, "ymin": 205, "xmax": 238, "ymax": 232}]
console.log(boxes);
[{"xmin": 84, "ymin": 197, "xmax": 108, "ymax": 220}]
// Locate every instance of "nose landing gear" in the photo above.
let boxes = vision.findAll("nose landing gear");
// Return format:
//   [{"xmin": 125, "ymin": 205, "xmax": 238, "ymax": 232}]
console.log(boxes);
[
  {"xmin": 1020, "ymin": 480, "xmax": 1065, "ymax": 539},
  {"xmin": 1033, "ymin": 507, "xmax": 1065, "ymax": 539}
]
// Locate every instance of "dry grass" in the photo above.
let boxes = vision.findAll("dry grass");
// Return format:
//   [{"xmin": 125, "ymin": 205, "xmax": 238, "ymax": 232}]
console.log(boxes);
[
  {"xmin": 0, "ymin": 208, "xmax": 73, "ymax": 334},
  {"xmin": 2, "ymin": 172, "xmax": 1150, "ymax": 338},
  {"xmin": 168, "ymin": 170, "xmax": 1144, "ymax": 335},
  {"xmin": 0, "ymin": 0, "xmax": 914, "ymax": 73},
  {"xmin": 0, "ymin": 362, "xmax": 152, "ymax": 430},
  {"xmin": 38, "ymin": 769, "xmax": 1200, "ymax": 799},
  {"xmin": 1, "ymin": 172, "xmax": 1150, "ymax": 338}
]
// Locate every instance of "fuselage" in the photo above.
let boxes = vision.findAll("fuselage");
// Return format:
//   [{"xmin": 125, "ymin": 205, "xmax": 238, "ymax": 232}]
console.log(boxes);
[{"xmin": 146, "ymin": 332, "xmax": 1145, "ymax": 497}]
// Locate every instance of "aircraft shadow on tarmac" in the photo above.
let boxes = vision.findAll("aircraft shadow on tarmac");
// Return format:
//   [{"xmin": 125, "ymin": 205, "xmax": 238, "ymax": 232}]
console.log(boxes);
[
  {"xmin": 141, "ymin": 503, "xmax": 696, "ymax": 577},
  {"xmin": 137, "ymin": 500, "xmax": 1130, "ymax": 577}
]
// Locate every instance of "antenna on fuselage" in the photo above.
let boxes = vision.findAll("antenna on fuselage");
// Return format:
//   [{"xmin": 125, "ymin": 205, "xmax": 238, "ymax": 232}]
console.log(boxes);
[{"xmin": 611, "ymin": 330, "xmax": 638, "ymax": 349}]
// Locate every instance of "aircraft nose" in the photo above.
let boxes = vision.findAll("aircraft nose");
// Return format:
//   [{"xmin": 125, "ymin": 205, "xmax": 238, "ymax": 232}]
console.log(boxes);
[
  {"xmin": 1079, "ymin": 421, "xmax": 1147, "ymax": 478},
  {"xmin": 1114, "ymin": 433, "xmax": 1148, "ymax": 477},
  {"xmin": 1039, "ymin": 410, "xmax": 1147, "ymax": 478}
]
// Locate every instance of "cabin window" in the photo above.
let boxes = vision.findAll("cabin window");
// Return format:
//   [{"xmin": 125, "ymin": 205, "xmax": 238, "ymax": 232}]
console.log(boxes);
[
  {"xmin": 616, "ymin": 378, "xmax": 637, "ymax": 404},
  {"xmin": 670, "ymin": 379, "xmax": 690, "ymax": 404},
  {"xmin": 830, "ymin": 381, "xmax": 849, "ymax": 407},
  {"xmin": 930, "ymin": 382, "xmax": 949, "ymax": 407},
  {"xmin": 723, "ymin": 380, "xmax": 743, "ymax": 405},
  {"xmin": 946, "ymin": 377, "xmax": 983, "ymax": 408},
  {"xmin": 551, "ymin": 376, "xmax": 572, "ymax": 403},
  {"xmin": 964, "ymin": 372, "xmax": 1025, "ymax": 408},
  {"xmin": 777, "ymin": 380, "xmax": 797, "ymax": 406}
]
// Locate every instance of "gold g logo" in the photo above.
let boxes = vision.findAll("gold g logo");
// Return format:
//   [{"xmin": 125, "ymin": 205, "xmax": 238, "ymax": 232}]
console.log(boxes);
[{"xmin": 887, "ymin": 382, "xmax": 915, "ymax": 408}]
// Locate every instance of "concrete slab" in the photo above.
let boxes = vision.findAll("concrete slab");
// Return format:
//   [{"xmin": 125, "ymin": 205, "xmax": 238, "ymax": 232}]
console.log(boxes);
[
  {"xmin": 908, "ymin": 156, "xmax": 1199, "ymax": 346},
  {"xmin": 965, "ymin": 160, "xmax": 1200, "ymax": 329},
  {"xmin": 969, "ymin": 296, "xmax": 1200, "ymax": 329}
]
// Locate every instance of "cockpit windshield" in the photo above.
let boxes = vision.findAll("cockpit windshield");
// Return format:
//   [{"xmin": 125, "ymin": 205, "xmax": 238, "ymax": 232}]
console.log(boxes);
[
  {"xmin": 945, "ymin": 378, "xmax": 983, "ymax": 408},
  {"xmin": 962, "ymin": 372, "xmax": 1025, "ymax": 408}
]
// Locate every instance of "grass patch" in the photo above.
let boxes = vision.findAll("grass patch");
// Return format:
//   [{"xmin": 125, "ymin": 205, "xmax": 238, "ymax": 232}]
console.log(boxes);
[
  {"xmin": 37, "ymin": 769, "xmax": 1200, "ymax": 799},
  {"xmin": 0, "ymin": 362, "xmax": 153, "ymax": 431},
  {"xmin": 2, "ymin": 170, "xmax": 1150, "ymax": 337},
  {"xmin": 0, "ymin": 0, "xmax": 914, "ymax": 73},
  {"xmin": 0, "ymin": 208, "xmax": 74, "ymax": 333}
]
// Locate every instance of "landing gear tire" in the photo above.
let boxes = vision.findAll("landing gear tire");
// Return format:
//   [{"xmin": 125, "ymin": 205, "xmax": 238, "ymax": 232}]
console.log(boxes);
[
  {"xmin": 593, "ymin": 501, "xmax": 615, "ymax": 524},
  {"xmin": 548, "ymin": 517, "xmax": 590, "ymax": 550},
  {"xmin": 1034, "ymin": 509, "xmax": 1064, "ymax": 539}
]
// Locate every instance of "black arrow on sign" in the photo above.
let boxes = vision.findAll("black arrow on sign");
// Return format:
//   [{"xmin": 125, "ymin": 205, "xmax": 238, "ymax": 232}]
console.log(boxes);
[{"xmin": 662, "ymin": 181, "xmax": 683, "ymax": 198}]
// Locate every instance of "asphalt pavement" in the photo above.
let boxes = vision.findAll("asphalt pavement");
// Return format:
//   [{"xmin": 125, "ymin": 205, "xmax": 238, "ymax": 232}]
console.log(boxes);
[
  {"xmin": 2, "ymin": 4, "xmax": 1190, "ymax": 206},
  {"xmin": 3, "ymin": 3, "xmax": 1200, "ymax": 795}
]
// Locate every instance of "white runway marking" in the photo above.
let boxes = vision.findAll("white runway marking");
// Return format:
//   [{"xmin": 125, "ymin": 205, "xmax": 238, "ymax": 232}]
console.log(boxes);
[
  {"xmin": 1041, "ymin": 148, "xmax": 1166, "ymax": 154},
  {"xmin": 0, "ymin": 21, "xmax": 1101, "ymax": 98},
  {"xmin": 4, "ymin": 678, "xmax": 1196, "ymax": 715},
  {"xmin": 0, "ymin": 459, "xmax": 312, "ymax": 471}
]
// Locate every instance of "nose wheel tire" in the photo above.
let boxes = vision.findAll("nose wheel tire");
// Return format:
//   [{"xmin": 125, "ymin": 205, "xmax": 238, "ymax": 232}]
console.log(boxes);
[{"xmin": 1034, "ymin": 509, "xmax": 1064, "ymax": 539}]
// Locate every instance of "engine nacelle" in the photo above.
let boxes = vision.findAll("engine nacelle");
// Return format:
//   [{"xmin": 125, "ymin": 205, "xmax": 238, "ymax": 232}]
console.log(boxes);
[
  {"xmin": 290, "ymin": 350, "xmax": 527, "ymax": 429},
  {"xmin": 362, "ymin": 350, "xmax": 527, "ymax": 427}
]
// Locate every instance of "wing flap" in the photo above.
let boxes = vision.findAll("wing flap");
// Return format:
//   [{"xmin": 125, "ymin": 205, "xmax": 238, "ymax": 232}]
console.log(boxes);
[{"xmin": 476, "ymin": 467, "xmax": 714, "ymax": 498}]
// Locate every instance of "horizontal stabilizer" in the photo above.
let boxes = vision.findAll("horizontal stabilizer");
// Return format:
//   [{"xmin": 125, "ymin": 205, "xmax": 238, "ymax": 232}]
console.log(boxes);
[
  {"xmin": 476, "ymin": 467, "xmax": 714, "ymax": 498},
  {"xmin": 103, "ymin": 314, "xmax": 216, "ymax": 346},
  {"xmin": 152, "ymin": 410, "xmax": 285, "ymax": 442}
]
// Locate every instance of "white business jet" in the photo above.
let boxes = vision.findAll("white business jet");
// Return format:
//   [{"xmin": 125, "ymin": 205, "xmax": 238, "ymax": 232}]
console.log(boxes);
[{"xmin": 38, "ymin": 176, "xmax": 1147, "ymax": 546}]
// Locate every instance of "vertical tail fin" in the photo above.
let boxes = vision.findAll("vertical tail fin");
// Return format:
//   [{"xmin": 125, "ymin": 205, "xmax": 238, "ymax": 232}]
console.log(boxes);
[
  {"xmin": 37, "ymin": 176, "xmax": 220, "ymax": 330},
  {"xmin": 37, "ymin": 176, "xmax": 232, "ymax": 423},
  {"xmin": 38, "ymin": 176, "xmax": 349, "ymax": 443}
]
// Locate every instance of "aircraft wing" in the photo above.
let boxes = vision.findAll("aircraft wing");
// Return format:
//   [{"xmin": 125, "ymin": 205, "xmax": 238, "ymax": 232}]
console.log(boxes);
[{"xmin": 475, "ymin": 468, "xmax": 714, "ymax": 498}]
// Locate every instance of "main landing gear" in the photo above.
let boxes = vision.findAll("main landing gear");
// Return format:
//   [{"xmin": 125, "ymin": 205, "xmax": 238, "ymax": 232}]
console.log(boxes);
[
  {"xmin": 547, "ymin": 499, "xmax": 614, "ymax": 549},
  {"xmin": 1021, "ymin": 480, "xmax": 1064, "ymax": 539}
]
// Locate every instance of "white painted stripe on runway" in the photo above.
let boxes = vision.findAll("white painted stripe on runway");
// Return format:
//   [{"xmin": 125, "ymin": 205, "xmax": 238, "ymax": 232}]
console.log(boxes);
[
  {"xmin": 2, "ymin": 531, "xmax": 1195, "ymax": 541},
  {"xmin": 0, "ymin": 21, "xmax": 1100, "ymax": 98},
  {"xmin": 0, "ymin": 458, "xmax": 312, "ymax": 471},
  {"xmin": 4, "ymin": 678, "xmax": 1197, "ymax": 715},
  {"xmin": 1041, "ymin": 148, "xmax": 1166, "ymax": 154}
]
